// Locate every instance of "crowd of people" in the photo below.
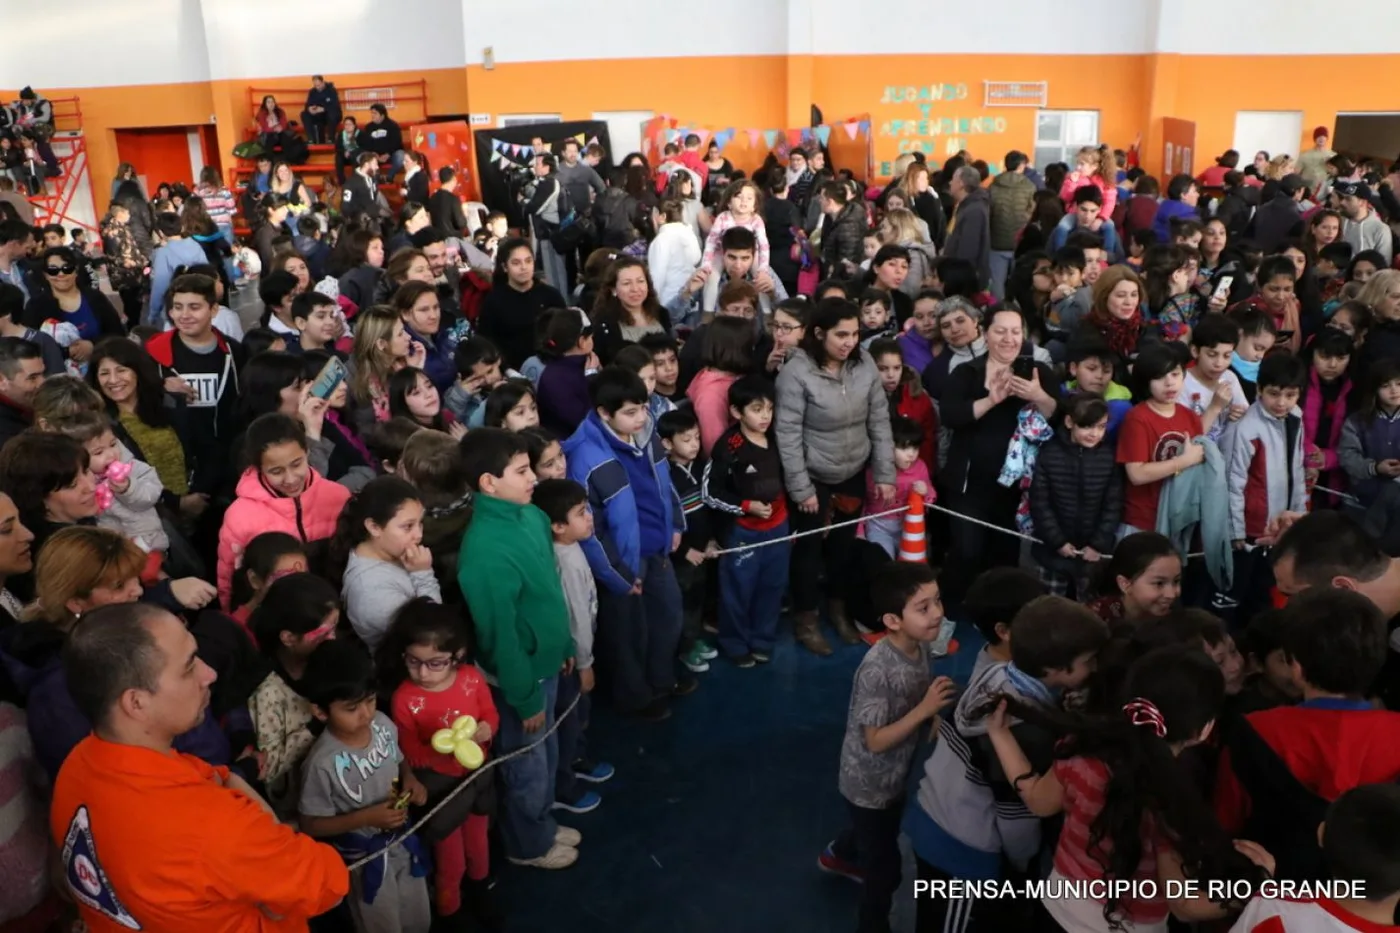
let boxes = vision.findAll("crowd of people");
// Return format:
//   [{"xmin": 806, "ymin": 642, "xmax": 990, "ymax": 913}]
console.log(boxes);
[{"xmin": 1, "ymin": 98, "xmax": 1400, "ymax": 933}]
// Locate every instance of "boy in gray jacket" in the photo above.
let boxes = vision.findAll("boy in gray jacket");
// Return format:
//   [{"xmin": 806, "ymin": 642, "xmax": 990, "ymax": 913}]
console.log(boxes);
[{"xmin": 535, "ymin": 478, "xmax": 614, "ymax": 814}]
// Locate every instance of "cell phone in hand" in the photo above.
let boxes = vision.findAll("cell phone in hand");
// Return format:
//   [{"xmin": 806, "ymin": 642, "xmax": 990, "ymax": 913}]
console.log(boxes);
[
  {"xmin": 1212, "ymin": 275, "xmax": 1234, "ymax": 301},
  {"xmin": 308, "ymin": 356, "xmax": 347, "ymax": 400},
  {"xmin": 1012, "ymin": 356, "xmax": 1035, "ymax": 380}
]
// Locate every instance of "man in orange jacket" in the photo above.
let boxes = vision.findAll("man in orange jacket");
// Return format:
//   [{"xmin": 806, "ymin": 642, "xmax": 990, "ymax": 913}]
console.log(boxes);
[{"xmin": 50, "ymin": 602, "xmax": 349, "ymax": 932}]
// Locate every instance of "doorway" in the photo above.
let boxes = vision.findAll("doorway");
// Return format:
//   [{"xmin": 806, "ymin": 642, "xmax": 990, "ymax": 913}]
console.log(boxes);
[
  {"xmin": 115, "ymin": 127, "xmax": 204, "ymax": 193},
  {"xmin": 592, "ymin": 111, "xmax": 654, "ymax": 163},
  {"xmin": 1334, "ymin": 113, "xmax": 1400, "ymax": 163},
  {"xmin": 1233, "ymin": 111, "xmax": 1304, "ymax": 162}
]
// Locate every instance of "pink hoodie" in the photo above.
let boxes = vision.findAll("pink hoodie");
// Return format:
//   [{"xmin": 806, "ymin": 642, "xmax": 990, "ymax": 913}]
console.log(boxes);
[
  {"xmin": 686, "ymin": 368, "xmax": 741, "ymax": 456},
  {"xmin": 1059, "ymin": 170, "xmax": 1118, "ymax": 220},
  {"xmin": 216, "ymin": 467, "xmax": 350, "ymax": 609}
]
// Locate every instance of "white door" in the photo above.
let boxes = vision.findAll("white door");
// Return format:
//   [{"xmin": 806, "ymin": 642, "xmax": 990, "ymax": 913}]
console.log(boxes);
[
  {"xmin": 1034, "ymin": 110, "xmax": 1100, "ymax": 171},
  {"xmin": 592, "ymin": 110, "xmax": 654, "ymax": 163},
  {"xmin": 1233, "ymin": 111, "xmax": 1304, "ymax": 161}
]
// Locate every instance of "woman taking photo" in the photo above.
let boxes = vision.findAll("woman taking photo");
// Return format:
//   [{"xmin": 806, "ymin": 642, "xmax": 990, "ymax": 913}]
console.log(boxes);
[
  {"xmin": 939, "ymin": 306, "xmax": 1057, "ymax": 607},
  {"xmin": 775, "ymin": 298, "xmax": 895, "ymax": 655},
  {"xmin": 591, "ymin": 256, "xmax": 671, "ymax": 363},
  {"xmin": 21, "ymin": 247, "xmax": 125, "ymax": 366},
  {"xmin": 476, "ymin": 237, "xmax": 567, "ymax": 371}
]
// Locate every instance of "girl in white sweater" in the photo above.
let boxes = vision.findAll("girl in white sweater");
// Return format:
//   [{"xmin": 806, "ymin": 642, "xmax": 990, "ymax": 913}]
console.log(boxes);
[{"xmin": 647, "ymin": 199, "xmax": 702, "ymax": 309}]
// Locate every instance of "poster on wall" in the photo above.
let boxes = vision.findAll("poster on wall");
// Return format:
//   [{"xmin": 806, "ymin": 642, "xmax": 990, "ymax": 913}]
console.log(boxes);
[
  {"xmin": 408, "ymin": 121, "xmax": 478, "ymax": 202},
  {"xmin": 1159, "ymin": 118, "xmax": 1197, "ymax": 177}
]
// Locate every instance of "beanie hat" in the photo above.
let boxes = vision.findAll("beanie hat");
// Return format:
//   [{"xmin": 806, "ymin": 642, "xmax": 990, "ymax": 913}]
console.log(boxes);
[{"xmin": 1313, "ymin": 126, "xmax": 1329, "ymax": 142}]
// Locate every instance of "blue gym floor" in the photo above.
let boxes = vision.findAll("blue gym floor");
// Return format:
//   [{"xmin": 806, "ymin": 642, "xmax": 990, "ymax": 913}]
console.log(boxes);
[{"xmin": 494, "ymin": 620, "xmax": 985, "ymax": 933}]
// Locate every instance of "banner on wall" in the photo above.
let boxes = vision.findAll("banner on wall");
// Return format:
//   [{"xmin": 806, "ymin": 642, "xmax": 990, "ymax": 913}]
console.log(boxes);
[
  {"xmin": 471, "ymin": 120, "xmax": 614, "ymax": 225},
  {"xmin": 408, "ymin": 121, "xmax": 478, "ymax": 202},
  {"xmin": 640, "ymin": 114, "xmax": 873, "ymax": 181}
]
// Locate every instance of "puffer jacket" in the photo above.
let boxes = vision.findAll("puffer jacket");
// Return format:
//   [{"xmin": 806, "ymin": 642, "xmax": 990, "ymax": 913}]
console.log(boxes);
[
  {"xmin": 1028, "ymin": 431, "xmax": 1123, "ymax": 571},
  {"xmin": 822, "ymin": 200, "xmax": 867, "ymax": 275},
  {"xmin": 775, "ymin": 348, "xmax": 895, "ymax": 503},
  {"xmin": 1228, "ymin": 401, "xmax": 1305, "ymax": 541},
  {"xmin": 988, "ymin": 170, "xmax": 1036, "ymax": 251},
  {"xmin": 216, "ymin": 467, "xmax": 351, "ymax": 609}
]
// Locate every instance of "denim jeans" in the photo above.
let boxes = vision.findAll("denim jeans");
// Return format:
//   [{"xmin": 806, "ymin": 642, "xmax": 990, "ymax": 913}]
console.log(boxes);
[
  {"xmin": 595, "ymin": 553, "xmax": 682, "ymax": 712},
  {"xmin": 718, "ymin": 521, "xmax": 791, "ymax": 657},
  {"xmin": 988, "ymin": 250, "xmax": 1015, "ymax": 301},
  {"xmin": 490, "ymin": 675, "xmax": 559, "ymax": 859},
  {"xmin": 553, "ymin": 668, "xmax": 591, "ymax": 803},
  {"xmin": 535, "ymin": 237, "xmax": 569, "ymax": 292}
]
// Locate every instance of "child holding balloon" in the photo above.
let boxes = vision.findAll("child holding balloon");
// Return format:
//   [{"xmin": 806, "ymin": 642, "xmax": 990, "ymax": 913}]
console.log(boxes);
[{"xmin": 386, "ymin": 599, "xmax": 500, "ymax": 921}]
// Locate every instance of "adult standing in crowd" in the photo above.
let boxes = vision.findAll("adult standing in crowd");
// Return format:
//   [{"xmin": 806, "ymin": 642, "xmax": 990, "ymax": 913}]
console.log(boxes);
[
  {"xmin": 1249, "ymin": 173, "xmax": 1305, "ymax": 253},
  {"xmin": 944, "ymin": 166, "xmax": 991, "ymax": 288},
  {"xmin": 20, "ymin": 247, "xmax": 124, "ymax": 365},
  {"xmin": 987, "ymin": 151, "xmax": 1035, "ymax": 300},
  {"xmin": 1295, "ymin": 126, "xmax": 1335, "ymax": 197},
  {"xmin": 818, "ymin": 181, "xmax": 866, "ymax": 280},
  {"xmin": 50, "ymin": 601, "xmax": 348, "ymax": 932},
  {"xmin": 524, "ymin": 153, "xmax": 570, "ymax": 291},
  {"xmin": 775, "ymin": 298, "xmax": 894, "ymax": 655},
  {"xmin": 1337, "ymin": 179, "xmax": 1393, "ymax": 266},
  {"xmin": 938, "ymin": 306, "xmax": 1057, "ymax": 607},
  {"xmin": 300, "ymin": 75, "xmax": 342, "ymax": 145},
  {"xmin": 429, "ymin": 167, "xmax": 471, "ymax": 236},
  {"xmin": 476, "ymin": 238, "xmax": 567, "ymax": 371}
]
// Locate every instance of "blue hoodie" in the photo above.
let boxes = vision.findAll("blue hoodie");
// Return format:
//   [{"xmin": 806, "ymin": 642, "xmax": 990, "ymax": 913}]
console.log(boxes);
[
  {"xmin": 563, "ymin": 411, "xmax": 684, "ymax": 595},
  {"xmin": 147, "ymin": 238, "xmax": 209, "ymax": 322},
  {"xmin": 1151, "ymin": 199, "xmax": 1200, "ymax": 244}
]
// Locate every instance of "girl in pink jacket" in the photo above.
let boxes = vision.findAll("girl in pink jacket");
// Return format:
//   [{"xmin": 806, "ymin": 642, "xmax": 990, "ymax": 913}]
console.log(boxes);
[
  {"xmin": 1059, "ymin": 145, "xmax": 1118, "ymax": 221},
  {"xmin": 217, "ymin": 413, "xmax": 351, "ymax": 609}
]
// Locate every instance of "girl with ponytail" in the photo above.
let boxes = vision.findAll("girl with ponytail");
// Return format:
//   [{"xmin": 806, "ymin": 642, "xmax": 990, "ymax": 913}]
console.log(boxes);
[
  {"xmin": 984, "ymin": 645, "xmax": 1273, "ymax": 931},
  {"xmin": 1060, "ymin": 145, "xmax": 1119, "ymax": 221},
  {"xmin": 331, "ymin": 475, "xmax": 440, "ymax": 650}
]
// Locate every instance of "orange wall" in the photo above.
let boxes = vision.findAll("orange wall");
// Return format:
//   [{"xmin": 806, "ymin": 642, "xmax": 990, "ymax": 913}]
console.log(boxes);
[
  {"xmin": 811, "ymin": 54, "xmax": 1149, "ymax": 177},
  {"xmin": 18, "ymin": 51, "xmax": 1400, "ymax": 195}
]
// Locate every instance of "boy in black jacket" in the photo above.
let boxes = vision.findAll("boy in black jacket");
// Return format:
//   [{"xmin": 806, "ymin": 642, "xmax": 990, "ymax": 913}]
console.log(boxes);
[
  {"xmin": 1028, "ymin": 393, "xmax": 1122, "ymax": 600},
  {"xmin": 701, "ymin": 376, "xmax": 789, "ymax": 667},
  {"xmin": 659, "ymin": 408, "xmax": 718, "ymax": 674}
]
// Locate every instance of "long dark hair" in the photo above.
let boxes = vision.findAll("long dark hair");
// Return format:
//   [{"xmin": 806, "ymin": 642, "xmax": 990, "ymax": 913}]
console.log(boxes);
[
  {"xmin": 229, "ymin": 531, "xmax": 306, "ymax": 614},
  {"xmin": 387, "ymin": 366, "xmax": 445, "ymax": 431},
  {"xmin": 327, "ymin": 475, "xmax": 421, "ymax": 584},
  {"xmin": 237, "ymin": 351, "xmax": 305, "ymax": 424},
  {"xmin": 991, "ymin": 646, "xmax": 1263, "ymax": 928},
  {"xmin": 492, "ymin": 237, "xmax": 534, "ymax": 288},
  {"xmin": 87, "ymin": 337, "xmax": 172, "ymax": 428},
  {"xmin": 798, "ymin": 297, "xmax": 861, "ymax": 370},
  {"xmin": 592, "ymin": 256, "xmax": 663, "ymax": 329},
  {"xmin": 249, "ymin": 572, "xmax": 339, "ymax": 658}
]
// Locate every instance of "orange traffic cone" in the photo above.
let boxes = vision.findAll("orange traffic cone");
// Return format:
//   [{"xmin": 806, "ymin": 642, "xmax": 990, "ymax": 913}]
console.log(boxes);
[{"xmin": 898, "ymin": 491, "xmax": 927, "ymax": 563}]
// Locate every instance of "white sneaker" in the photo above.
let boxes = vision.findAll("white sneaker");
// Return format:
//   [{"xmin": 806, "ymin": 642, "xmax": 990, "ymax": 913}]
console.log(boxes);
[
  {"xmin": 507, "ymin": 843, "xmax": 578, "ymax": 870},
  {"xmin": 555, "ymin": 825, "xmax": 582, "ymax": 847}
]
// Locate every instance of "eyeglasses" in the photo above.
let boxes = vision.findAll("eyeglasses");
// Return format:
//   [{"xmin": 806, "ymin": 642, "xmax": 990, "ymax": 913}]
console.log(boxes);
[
  {"xmin": 773, "ymin": 322, "xmax": 802, "ymax": 334},
  {"xmin": 404, "ymin": 654, "xmax": 454, "ymax": 672},
  {"xmin": 45, "ymin": 264, "xmax": 76, "ymax": 276}
]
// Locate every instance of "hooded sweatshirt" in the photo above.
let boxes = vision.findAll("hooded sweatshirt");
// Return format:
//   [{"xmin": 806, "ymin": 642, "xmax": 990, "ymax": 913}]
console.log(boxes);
[
  {"xmin": 147, "ymin": 238, "xmax": 209, "ymax": 322},
  {"xmin": 342, "ymin": 550, "xmax": 442, "ymax": 650},
  {"xmin": 1227, "ymin": 400, "xmax": 1305, "ymax": 541},
  {"xmin": 906, "ymin": 660, "xmax": 1057, "ymax": 880},
  {"xmin": 216, "ymin": 467, "xmax": 351, "ymax": 610},
  {"xmin": 685, "ymin": 367, "xmax": 741, "ymax": 456}
]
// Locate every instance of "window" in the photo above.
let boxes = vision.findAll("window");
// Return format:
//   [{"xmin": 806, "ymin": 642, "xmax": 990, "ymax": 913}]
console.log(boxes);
[
  {"xmin": 1233, "ymin": 111, "xmax": 1304, "ymax": 163},
  {"xmin": 1034, "ymin": 110, "xmax": 1100, "ymax": 171},
  {"xmin": 499, "ymin": 114, "xmax": 562, "ymax": 128}
]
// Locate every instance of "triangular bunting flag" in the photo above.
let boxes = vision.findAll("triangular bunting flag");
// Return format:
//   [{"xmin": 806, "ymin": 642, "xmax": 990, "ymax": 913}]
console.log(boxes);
[
  {"xmin": 490, "ymin": 150, "xmax": 501, "ymax": 163},
  {"xmin": 747, "ymin": 129, "xmax": 761, "ymax": 147},
  {"xmin": 696, "ymin": 129, "xmax": 710, "ymax": 147},
  {"xmin": 493, "ymin": 139, "xmax": 505, "ymax": 153},
  {"xmin": 785, "ymin": 128, "xmax": 803, "ymax": 148},
  {"xmin": 763, "ymin": 130, "xmax": 779, "ymax": 149},
  {"xmin": 858, "ymin": 120, "xmax": 871, "ymax": 134},
  {"xmin": 815, "ymin": 125, "xmax": 832, "ymax": 146},
  {"xmin": 844, "ymin": 121, "xmax": 860, "ymax": 141},
  {"xmin": 715, "ymin": 130, "xmax": 732, "ymax": 150},
  {"xmin": 587, "ymin": 136, "xmax": 599, "ymax": 148},
  {"xmin": 575, "ymin": 133, "xmax": 586, "ymax": 146},
  {"xmin": 522, "ymin": 145, "xmax": 534, "ymax": 159}
]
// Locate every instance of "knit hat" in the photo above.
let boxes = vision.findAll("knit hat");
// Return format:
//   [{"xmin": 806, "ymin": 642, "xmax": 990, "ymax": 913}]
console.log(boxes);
[
  {"xmin": 18, "ymin": 87, "xmax": 34, "ymax": 100},
  {"xmin": 1313, "ymin": 125, "xmax": 1329, "ymax": 142}
]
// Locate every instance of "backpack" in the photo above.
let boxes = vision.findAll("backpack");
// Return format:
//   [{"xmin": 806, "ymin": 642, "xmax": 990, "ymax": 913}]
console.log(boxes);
[
  {"xmin": 593, "ymin": 187, "xmax": 639, "ymax": 248},
  {"xmin": 550, "ymin": 179, "xmax": 595, "ymax": 252}
]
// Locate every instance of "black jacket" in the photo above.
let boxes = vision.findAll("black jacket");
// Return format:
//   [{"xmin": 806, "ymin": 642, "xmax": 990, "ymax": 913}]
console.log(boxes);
[
  {"xmin": 21, "ymin": 289, "xmax": 126, "ymax": 339},
  {"xmin": 1028, "ymin": 432, "xmax": 1123, "ymax": 569},
  {"xmin": 1216, "ymin": 186, "xmax": 1259, "ymax": 240},
  {"xmin": 912, "ymin": 190, "xmax": 947, "ymax": 250},
  {"xmin": 341, "ymin": 172, "xmax": 380, "ymax": 224},
  {"xmin": 821, "ymin": 201, "xmax": 867, "ymax": 275},
  {"xmin": 592, "ymin": 306, "xmax": 674, "ymax": 366},
  {"xmin": 303, "ymin": 83, "xmax": 342, "ymax": 127},
  {"xmin": 429, "ymin": 188, "xmax": 469, "ymax": 234},
  {"xmin": 358, "ymin": 118, "xmax": 403, "ymax": 156},
  {"xmin": 405, "ymin": 170, "xmax": 429, "ymax": 207},
  {"xmin": 1248, "ymin": 194, "xmax": 1303, "ymax": 254},
  {"xmin": 940, "ymin": 353, "xmax": 1056, "ymax": 496},
  {"xmin": 944, "ymin": 188, "xmax": 992, "ymax": 288}
]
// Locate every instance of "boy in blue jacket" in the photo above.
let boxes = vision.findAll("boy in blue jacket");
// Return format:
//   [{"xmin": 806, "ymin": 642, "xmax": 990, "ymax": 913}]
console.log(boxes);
[{"xmin": 563, "ymin": 366, "xmax": 687, "ymax": 722}]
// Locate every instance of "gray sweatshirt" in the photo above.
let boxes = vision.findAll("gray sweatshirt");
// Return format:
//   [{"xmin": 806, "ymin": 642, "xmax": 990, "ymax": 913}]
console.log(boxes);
[
  {"xmin": 342, "ymin": 550, "xmax": 442, "ymax": 650},
  {"xmin": 554, "ymin": 540, "xmax": 596, "ymax": 669}
]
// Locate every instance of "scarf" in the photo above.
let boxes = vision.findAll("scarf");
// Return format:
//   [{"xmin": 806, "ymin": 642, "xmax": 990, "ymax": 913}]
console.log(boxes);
[
  {"xmin": 999, "ymin": 405, "xmax": 1054, "ymax": 534},
  {"xmin": 1231, "ymin": 355, "xmax": 1261, "ymax": 384},
  {"xmin": 1095, "ymin": 310, "xmax": 1143, "ymax": 359},
  {"xmin": 786, "ymin": 165, "xmax": 810, "ymax": 189}
]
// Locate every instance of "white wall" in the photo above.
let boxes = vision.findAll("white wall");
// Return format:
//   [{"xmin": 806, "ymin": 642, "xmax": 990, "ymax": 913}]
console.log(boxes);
[
  {"xmin": 460, "ymin": 0, "xmax": 788, "ymax": 64},
  {"xmin": 0, "ymin": 0, "xmax": 211, "ymax": 89},
  {"xmin": 200, "ymin": 0, "xmax": 464, "ymax": 79},
  {"xmin": 1155, "ymin": 0, "xmax": 1399, "ymax": 54}
]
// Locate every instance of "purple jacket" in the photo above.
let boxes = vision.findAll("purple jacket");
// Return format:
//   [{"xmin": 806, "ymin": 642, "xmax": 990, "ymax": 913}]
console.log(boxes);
[
  {"xmin": 537, "ymin": 354, "xmax": 592, "ymax": 438},
  {"xmin": 897, "ymin": 328, "xmax": 936, "ymax": 377}
]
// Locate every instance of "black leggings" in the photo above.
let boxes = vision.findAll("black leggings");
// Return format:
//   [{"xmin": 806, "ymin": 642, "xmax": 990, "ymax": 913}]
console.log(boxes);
[
  {"xmin": 787, "ymin": 472, "xmax": 865, "ymax": 613},
  {"xmin": 939, "ymin": 482, "xmax": 1023, "ymax": 612}
]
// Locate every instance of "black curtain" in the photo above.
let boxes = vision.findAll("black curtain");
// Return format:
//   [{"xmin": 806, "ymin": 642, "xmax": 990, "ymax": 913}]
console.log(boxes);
[{"xmin": 473, "ymin": 120, "xmax": 613, "ymax": 229}]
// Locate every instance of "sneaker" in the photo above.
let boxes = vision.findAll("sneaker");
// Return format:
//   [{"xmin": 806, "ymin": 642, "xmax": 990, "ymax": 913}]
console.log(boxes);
[
  {"xmin": 695, "ymin": 639, "xmax": 719, "ymax": 661},
  {"xmin": 508, "ymin": 843, "xmax": 578, "ymax": 870},
  {"xmin": 573, "ymin": 759, "xmax": 615, "ymax": 784},
  {"xmin": 731, "ymin": 653, "xmax": 756, "ymax": 669},
  {"xmin": 751, "ymin": 650, "xmax": 772, "ymax": 664},
  {"xmin": 555, "ymin": 825, "xmax": 582, "ymax": 847},
  {"xmin": 672, "ymin": 678, "xmax": 698, "ymax": 697},
  {"xmin": 552, "ymin": 790, "xmax": 601, "ymax": 814},
  {"xmin": 680, "ymin": 644, "xmax": 711, "ymax": 673},
  {"xmin": 817, "ymin": 843, "xmax": 865, "ymax": 884},
  {"xmin": 702, "ymin": 619, "xmax": 719, "ymax": 635},
  {"xmin": 637, "ymin": 698, "xmax": 672, "ymax": 722}
]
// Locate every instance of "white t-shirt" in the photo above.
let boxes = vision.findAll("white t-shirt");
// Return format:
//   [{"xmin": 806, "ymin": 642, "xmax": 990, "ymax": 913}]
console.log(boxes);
[{"xmin": 1182, "ymin": 367, "xmax": 1244, "ymax": 449}]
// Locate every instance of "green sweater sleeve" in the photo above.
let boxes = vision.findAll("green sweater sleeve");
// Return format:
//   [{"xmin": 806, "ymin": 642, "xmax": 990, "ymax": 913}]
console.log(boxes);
[{"xmin": 459, "ymin": 555, "xmax": 544, "ymax": 719}]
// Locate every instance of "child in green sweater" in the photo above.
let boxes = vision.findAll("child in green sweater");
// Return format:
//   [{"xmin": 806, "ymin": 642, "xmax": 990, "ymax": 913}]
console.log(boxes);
[{"xmin": 457, "ymin": 427, "xmax": 581, "ymax": 871}]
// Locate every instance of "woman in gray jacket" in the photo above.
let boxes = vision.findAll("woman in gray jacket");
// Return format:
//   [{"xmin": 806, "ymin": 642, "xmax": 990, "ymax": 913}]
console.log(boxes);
[{"xmin": 775, "ymin": 298, "xmax": 896, "ymax": 655}]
